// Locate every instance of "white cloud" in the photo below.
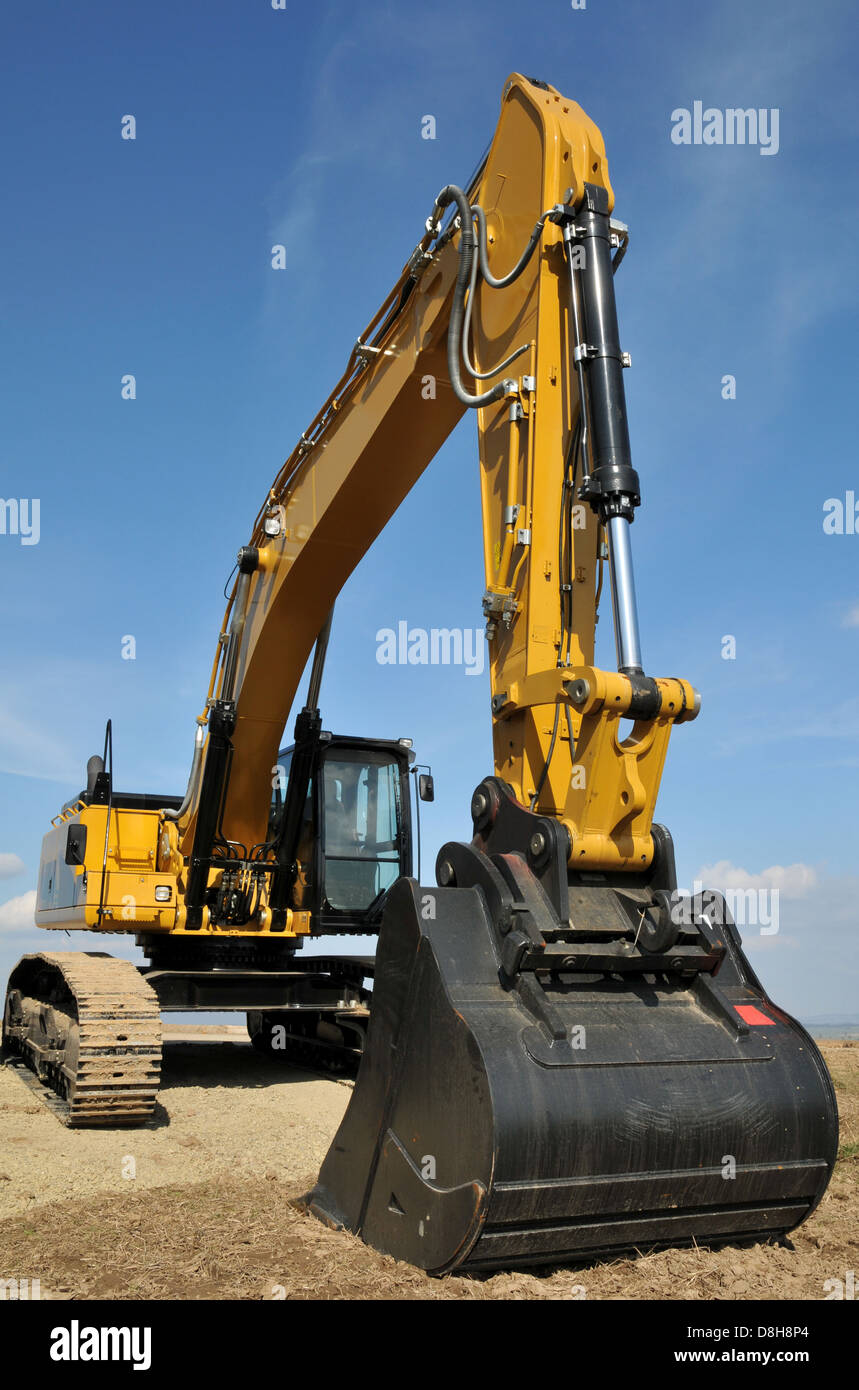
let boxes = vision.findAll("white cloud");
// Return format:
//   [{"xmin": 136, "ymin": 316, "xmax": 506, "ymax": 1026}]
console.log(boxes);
[
  {"xmin": 741, "ymin": 872, "xmax": 859, "ymax": 1019},
  {"xmin": 0, "ymin": 890, "xmax": 37, "ymax": 933},
  {"xmin": 0, "ymin": 853, "xmax": 25, "ymax": 879},
  {"xmin": 696, "ymin": 859, "xmax": 817, "ymax": 899},
  {"xmin": 681, "ymin": 863, "xmax": 859, "ymax": 1017},
  {"xmin": 842, "ymin": 602, "xmax": 859, "ymax": 629}
]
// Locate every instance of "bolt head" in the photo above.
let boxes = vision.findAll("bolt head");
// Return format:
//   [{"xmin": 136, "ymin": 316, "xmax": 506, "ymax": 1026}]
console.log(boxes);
[
  {"xmin": 438, "ymin": 859, "xmax": 455, "ymax": 887},
  {"xmin": 529, "ymin": 831, "xmax": 547, "ymax": 859},
  {"xmin": 471, "ymin": 790, "xmax": 489, "ymax": 821}
]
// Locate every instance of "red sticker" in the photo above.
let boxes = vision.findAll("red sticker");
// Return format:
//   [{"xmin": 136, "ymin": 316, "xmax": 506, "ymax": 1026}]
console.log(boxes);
[{"xmin": 735, "ymin": 1004, "xmax": 775, "ymax": 1026}]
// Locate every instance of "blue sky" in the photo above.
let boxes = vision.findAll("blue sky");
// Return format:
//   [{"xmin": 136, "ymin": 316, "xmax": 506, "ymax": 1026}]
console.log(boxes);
[{"xmin": 0, "ymin": 0, "xmax": 857, "ymax": 1022}]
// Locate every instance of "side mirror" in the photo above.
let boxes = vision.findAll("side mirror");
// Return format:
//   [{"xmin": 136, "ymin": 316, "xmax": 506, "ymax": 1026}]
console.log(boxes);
[{"xmin": 418, "ymin": 773, "xmax": 434, "ymax": 803}]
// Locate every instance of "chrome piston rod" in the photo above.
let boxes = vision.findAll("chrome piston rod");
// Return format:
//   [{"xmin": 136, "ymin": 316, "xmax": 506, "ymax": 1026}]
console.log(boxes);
[{"xmin": 606, "ymin": 514, "xmax": 643, "ymax": 674}]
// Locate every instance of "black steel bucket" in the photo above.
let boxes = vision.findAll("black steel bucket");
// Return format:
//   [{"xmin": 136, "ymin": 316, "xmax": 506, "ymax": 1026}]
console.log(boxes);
[{"xmin": 307, "ymin": 875, "xmax": 838, "ymax": 1273}]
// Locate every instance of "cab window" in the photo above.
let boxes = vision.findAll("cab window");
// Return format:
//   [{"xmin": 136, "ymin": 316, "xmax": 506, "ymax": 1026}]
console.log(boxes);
[{"xmin": 321, "ymin": 753, "xmax": 402, "ymax": 913}]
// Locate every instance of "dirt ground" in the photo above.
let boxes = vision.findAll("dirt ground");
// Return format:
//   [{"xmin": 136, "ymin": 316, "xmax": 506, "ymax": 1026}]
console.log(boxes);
[{"xmin": 0, "ymin": 1030, "xmax": 855, "ymax": 1301}]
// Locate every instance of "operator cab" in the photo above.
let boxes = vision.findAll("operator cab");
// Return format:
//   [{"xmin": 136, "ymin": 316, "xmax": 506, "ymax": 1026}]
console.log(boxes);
[{"xmin": 270, "ymin": 735, "xmax": 423, "ymax": 933}]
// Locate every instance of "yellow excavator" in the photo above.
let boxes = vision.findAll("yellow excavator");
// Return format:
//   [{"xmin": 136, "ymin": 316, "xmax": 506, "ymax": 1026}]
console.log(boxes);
[{"xmin": 3, "ymin": 74, "xmax": 837, "ymax": 1272}]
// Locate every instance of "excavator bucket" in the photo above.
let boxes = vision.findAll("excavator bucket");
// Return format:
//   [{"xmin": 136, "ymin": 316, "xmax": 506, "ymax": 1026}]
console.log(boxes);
[{"xmin": 308, "ymin": 797, "xmax": 838, "ymax": 1274}]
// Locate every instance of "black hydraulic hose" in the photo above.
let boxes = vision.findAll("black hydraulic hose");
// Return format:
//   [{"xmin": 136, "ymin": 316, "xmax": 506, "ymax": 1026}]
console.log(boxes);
[
  {"xmin": 461, "ymin": 242, "xmax": 529, "ymax": 380},
  {"xmin": 612, "ymin": 236, "xmax": 628, "ymax": 275},
  {"xmin": 564, "ymin": 227, "xmax": 591, "ymax": 485},
  {"xmin": 565, "ymin": 702, "xmax": 576, "ymax": 759},
  {"xmin": 220, "ymin": 568, "xmax": 252, "ymax": 702},
  {"xmin": 96, "ymin": 720, "xmax": 113, "ymax": 928},
  {"xmin": 557, "ymin": 417, "xmax": 582, "ymax": 666},
  {"xmin": 530, "ymin": 702, "xmax": 561, "ymax": 812},
  {"xmin": 432, "ymin": 185, "xmax": 514, "ymax": 409},
  {"xmin": 558, "ymin": 466, "xmax": 573, "ymax": 661},
  {"xmin": 472, "ymin": 204, "xmax": 548, "ymax": 289},
  {"xmin": 557, "ymin": 417, "xmax": 584, "ymax": 764}
]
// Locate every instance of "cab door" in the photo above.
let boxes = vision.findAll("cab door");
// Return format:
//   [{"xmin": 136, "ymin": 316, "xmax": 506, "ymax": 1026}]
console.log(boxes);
[{"xmin": 317, "ymin": 748, "xmax": 409, "ymax": 928}]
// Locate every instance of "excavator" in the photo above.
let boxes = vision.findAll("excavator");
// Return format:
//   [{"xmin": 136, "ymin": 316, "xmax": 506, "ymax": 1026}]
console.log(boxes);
[{"xmin": 2, "ymin": 74, "xmax": 838, "ymax": 1273}]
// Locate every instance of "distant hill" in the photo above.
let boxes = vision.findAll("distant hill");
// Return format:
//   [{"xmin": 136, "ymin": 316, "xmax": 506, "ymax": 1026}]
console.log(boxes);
[{"xmin": 804, "ymin": 1015, "xmax": 859, "ymax": 1039}]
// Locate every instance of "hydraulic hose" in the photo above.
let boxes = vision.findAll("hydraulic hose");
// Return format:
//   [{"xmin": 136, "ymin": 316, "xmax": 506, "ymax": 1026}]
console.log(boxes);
[
  {"xmin": 530, "ymin": 702, "xmax": 561, "ymax": 812},
  {"xmin": 461, "ymin": 241, "xmax": 530, "ymax": 381},
  {"xmin": 161, "ymin": 722, "xmax": 205, "ymax": 821},
  {"xmin": 472, "ymin": 203, "xmax": 549, "ymax": 289},
  {"xmin": 432, "ymin": 185, "xmax": 515, "ymax": 409}
]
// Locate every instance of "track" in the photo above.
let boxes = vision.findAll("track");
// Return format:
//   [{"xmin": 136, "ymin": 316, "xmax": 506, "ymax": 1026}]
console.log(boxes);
[
  {"xmin": 247, "ymin": 1005, "xmax": 368, "ymax": 1076},
  {"xmin": 2, "ymin": 952, "xmax": 161, "ymax": 1126}
]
